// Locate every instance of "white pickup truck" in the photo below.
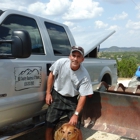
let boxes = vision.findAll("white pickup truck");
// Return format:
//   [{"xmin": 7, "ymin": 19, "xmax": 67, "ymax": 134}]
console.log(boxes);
[{"xmin": 0, "ymin": 9, "xmax": 117, "ymax": 129}]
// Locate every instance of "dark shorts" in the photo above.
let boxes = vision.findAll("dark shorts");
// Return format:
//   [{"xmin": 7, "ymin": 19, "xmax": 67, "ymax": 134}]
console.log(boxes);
[{"xmin": 45, "ymin": 89, "xmax": 80, "ymax": 128}]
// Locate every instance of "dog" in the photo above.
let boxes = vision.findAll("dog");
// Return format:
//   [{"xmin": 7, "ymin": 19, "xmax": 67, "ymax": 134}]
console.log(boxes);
[{"xmin": 54, "ymin": 123, "xmax": 80, "ymax": 140}]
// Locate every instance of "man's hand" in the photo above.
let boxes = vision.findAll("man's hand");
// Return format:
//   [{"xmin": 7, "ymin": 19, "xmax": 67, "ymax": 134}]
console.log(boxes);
[
  {"xmin": 68, "ymin": 96, "xmax": 86, "ymax": 126},
  {"xmin": 68, "ymin": 114, "xmax": 78, "ymax": 126},
  {"xmin": 46, "ymin": 93, "xmax": 53, "ymax": 105}
]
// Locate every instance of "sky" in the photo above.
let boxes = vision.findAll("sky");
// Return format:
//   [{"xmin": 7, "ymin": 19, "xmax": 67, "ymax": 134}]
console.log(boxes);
[{"xmin": 0, "ymin": 0, "xmax": 140, "ymax": 48}]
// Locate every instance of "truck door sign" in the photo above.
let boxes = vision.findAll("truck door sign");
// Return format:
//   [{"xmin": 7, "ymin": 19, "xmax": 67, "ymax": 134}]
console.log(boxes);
[{"xmin": 14, "ymin": 67, "xmax": 42, "ymax": 91}]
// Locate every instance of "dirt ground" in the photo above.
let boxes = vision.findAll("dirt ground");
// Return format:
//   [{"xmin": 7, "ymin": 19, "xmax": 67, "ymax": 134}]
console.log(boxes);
[
  {"xmin": 13, "ymin": 125, "xmax": 135, "ymax": 140},
  {"xmin": 81, "ymin": 127, "xmax": 135, "ymax": 140}
]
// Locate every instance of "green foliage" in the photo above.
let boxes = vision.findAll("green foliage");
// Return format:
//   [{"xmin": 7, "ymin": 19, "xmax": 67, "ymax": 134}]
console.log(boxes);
[
  {"xmin": 117, "ymin": 57, "xmax": 137, "ymax": 78},
  {"xmin": 99, "ymin": 52, "xmax": 139, "ymax": 78}
]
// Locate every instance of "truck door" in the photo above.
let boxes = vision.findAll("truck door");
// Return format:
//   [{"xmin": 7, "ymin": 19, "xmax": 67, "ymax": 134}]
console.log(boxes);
[{"xmin": 0, "ymin": 14, "xmax": 48, "ymax": 127}]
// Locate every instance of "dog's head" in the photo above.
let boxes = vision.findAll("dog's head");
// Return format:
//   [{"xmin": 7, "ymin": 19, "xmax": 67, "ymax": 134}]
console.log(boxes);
[{"xmin": 54, "ymin": 123, "xmax": 79, "ymax": 140}]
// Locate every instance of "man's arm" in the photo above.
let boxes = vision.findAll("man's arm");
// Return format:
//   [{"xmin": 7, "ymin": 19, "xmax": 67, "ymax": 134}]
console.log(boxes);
[
  {"xmin": 75, "ymin": 96, "xmax": 86, "ymax": 114},
  {"xmin": 69, "ymin": 96, "xmax": 86, "ymax": 125},
  {"xmin": 46, "ymin": 72, "xmax": 54, "ymax": 105}
]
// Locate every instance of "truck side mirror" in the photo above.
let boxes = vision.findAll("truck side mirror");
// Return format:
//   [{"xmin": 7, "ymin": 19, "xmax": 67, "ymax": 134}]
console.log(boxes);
[{"xmin": 11, "ymin": 30, "xmax": 32, "ymax": 58}]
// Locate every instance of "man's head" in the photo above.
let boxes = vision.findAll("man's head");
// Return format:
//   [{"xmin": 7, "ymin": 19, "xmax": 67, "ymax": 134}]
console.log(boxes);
[
  {"xmin": 69, "ymin": 46, "xmax": 84, "ymax": 71},
  {"xmin": 70, "ymin": 46, "xmax": 84, "ymax": 56}
]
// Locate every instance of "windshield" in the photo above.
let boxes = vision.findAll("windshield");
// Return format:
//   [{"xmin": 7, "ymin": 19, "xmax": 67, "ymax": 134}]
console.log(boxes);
[
  {"xmin": 0, "ymin": 10, "xmax": 12, "ymax": 57},
  {"xmin": 0, "ymin": 10, "xmax": 3, "ymax": 16}
]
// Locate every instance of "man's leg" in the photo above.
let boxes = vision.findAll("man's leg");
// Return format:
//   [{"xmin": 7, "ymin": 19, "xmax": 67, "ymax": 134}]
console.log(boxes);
[
  {"xmin": 78, "ymin": 129, "xmax": 83, "ymax": 140},
  {"xmin": 45, "ymin": 128, "xmax": 54, "ymax": 140}
]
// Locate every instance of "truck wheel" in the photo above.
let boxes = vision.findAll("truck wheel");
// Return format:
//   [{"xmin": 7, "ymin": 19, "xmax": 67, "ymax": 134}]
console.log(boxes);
[{"xmin": 101, "ymin": 74, "xmax": 111, "ymax": 85}]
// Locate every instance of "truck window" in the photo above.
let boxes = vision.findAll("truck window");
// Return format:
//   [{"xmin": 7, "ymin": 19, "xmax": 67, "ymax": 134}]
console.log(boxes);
[
  {"xmin": 45, "ymin": 22, "xmax": 71, "ymax": 56},
  {"xmin": 0, "ymin": 10, "xmax": 3, "ymax": 16},
  {"xmin": 0, "ymin": 15, "xmax": 44, "ymax": 55}
]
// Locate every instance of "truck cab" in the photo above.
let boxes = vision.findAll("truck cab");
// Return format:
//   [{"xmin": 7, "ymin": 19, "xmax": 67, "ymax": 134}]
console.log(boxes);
[{"xmin": 0, "ymin": 9, "xmax": 117, "ymax": 128}]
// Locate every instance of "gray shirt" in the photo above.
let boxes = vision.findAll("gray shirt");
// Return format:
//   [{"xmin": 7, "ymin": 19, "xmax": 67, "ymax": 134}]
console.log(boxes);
[{"xmin": 49, "ymin": 58, "xmax": 93, "ymax": 97}]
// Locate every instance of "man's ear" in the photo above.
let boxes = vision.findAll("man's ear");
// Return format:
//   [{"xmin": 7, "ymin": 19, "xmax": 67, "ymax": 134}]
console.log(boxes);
[{"xmin": 69, "ymin": 54, "xmax": 72, "ymax": 59}]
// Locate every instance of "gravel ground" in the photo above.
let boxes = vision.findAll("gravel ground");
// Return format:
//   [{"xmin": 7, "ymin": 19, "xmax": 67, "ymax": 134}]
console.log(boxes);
[
  {"xmin": 81, "ymin": 127, "xmax": 134, "ymax": 140},
  {"xmin": 13, "ymin": 125, "xmax": 134, "ymax": 140}
]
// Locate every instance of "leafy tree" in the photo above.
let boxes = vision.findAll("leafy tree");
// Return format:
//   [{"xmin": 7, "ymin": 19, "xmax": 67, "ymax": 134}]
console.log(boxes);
[
  {"xmin": 117, "ymin": 57, "xmax": 137, "ymax": 77},
  {"xmin": 99, "ymin": 52, "xmax": 139, "ymax": 78}
]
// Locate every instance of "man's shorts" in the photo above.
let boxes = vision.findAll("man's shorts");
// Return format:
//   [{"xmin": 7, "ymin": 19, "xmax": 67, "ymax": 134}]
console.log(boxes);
[{"xmin": 45, "ymin": 89, "xmax": 80, "ymax": 128}]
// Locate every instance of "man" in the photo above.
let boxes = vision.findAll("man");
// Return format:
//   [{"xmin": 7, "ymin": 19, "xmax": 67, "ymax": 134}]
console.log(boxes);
[
  {"xmin": 128, "ymin": 66, "xmax": 140, "ymax": 87},
  {"xmin": 45, "ymin": 46, "xmax": 93, "ymax": 140}
]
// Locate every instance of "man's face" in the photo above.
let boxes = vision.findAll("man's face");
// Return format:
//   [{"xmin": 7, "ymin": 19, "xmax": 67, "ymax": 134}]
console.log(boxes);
[{"xmin": 69, "ymin": 51, "xmax": 84, "ymax": 70}]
